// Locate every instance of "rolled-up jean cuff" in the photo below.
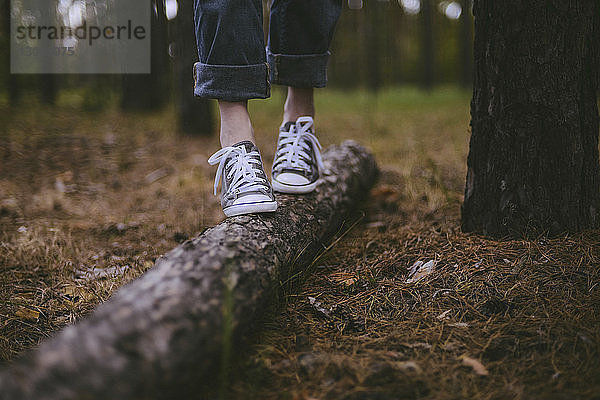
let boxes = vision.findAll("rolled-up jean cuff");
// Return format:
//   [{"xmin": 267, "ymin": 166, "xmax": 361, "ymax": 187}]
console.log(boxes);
[
  {"xmin": 193, "ymin": 62, "xmax": 271, "ymax": 101},
  {"xmin": 267, "ymin": 48, "xmax": 330, "ymax": 88}
]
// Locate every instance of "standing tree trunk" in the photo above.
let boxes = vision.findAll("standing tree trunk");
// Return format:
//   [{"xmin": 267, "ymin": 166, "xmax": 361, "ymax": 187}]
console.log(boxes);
[
  {"xmin": 364, "ymin": 0, "xmax": 381, "ymax": 92},
  {"xmin": 462, "ymin": 0, "xmax": 600, "ymax": 237},
  {"xmin": 458, "ymin": 0, "xmax": 472, "ymax": 88},
  {"xmin": 3, "ymin": 0, "xmax": 19, "ymax": 104},
  {"xmin": 39, "ymin": 2, "xmax": 57, "ymax": 105},
  {"xmin": 420, "ymin": 0, "xmax": 435, "ymax": 90},
  {"xmin": 174, "ymin": 0, "xmax": 213, "ymax": 135},
  {"xmin": 39, "ymin": 75, "xmax": 57, "ymax": 105},
  {"xmin": 121, "ymin": 0, "xmax": 169, "ymax": 111}
]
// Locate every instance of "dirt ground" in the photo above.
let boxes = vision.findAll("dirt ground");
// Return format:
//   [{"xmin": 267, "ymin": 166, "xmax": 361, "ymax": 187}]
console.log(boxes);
[{"xmin": 1, "ymin": 88, "xmax": 599, "ymax": 399}]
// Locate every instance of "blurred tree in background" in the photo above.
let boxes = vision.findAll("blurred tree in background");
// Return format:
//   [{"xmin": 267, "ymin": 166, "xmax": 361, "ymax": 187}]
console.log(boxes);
[
  {"xmin": 421, "ymin": 0, "xmax": 435, "ymax": 90},
  {"xmin": 0, "ymin": 0, "xmax": 475, "ymax": 129},
  {"xmin": 458, "ymin": 0, "xmax": 472, "ymax": 87},
  {"xmin": 173, "ymin": 0, "xmax": 213, "ymax": 135},
  {"xmin": 120, "ymin": 0, "xmax": 169, "ymax": 111},
  {"xmin": 39, "ymin": 1, "xmax": 57, "ymax": 105},
  {"xmin": 329, "ymin": 0, "xmax": 472, "ymax": 90},
  {"xmin": 2, "ymin": 0, "xmax": 19, "ymax": 104}
]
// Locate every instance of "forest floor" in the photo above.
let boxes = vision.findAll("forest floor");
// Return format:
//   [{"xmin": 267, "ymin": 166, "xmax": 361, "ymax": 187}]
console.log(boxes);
[{"xmin": 1, "ymin": 88, "xmax": 599, "ymax": 399}]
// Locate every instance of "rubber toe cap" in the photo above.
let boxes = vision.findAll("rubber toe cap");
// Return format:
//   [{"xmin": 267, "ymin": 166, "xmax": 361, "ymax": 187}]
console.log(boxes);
[{"xmin": 275, "ymin": 172, "xmax": 310, "ymax": 186}]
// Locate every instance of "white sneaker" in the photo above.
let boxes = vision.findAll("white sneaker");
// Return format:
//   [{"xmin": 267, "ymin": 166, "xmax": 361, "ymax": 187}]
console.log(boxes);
[
  {"xmin": 272, "ymin": 116, "xmax": 323, "ymax": 194},
  {"xmin": 208, "ymin": 141, "xmax": 277, "ymax": 217}
]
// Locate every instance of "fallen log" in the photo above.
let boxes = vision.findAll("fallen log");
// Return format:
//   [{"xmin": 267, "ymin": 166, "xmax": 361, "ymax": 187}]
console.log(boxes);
[{"xmin": 0, "ymin": 140, "xmax": 378, "ymax": 400}]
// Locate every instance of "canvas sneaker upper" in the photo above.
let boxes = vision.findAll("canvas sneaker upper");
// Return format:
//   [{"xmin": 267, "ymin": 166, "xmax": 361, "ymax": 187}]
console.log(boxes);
[
  {"xmin": 272, "ymin": 116, "xmax": 323, "ymax": 194},
  {"xmin": 208, "ymin": 141, "xmax": 277, "ymax": 217}
]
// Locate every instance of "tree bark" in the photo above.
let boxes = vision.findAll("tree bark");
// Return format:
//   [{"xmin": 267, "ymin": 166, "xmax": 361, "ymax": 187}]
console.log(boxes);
[
  {"xmin": 0, "ymin": 141, "xmax": 378, "ymax": 400},
  {"xmin": 461, "ymin": 0, "xmax": 600, "ymax": 237}
]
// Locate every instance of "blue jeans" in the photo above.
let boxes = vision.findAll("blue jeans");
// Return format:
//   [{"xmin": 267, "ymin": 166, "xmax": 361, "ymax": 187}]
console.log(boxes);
[{"xmin": 193, "ymin": 0, "xmax": 342, "ymax": 102}]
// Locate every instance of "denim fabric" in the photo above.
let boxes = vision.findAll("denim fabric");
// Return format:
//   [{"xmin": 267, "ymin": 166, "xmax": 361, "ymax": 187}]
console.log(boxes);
[{"xmin": 193, "ymin": 0, "xmax": 342, "ymax": 101}]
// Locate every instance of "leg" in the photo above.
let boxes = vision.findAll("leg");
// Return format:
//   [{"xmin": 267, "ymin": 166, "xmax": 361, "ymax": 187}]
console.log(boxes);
[
  {"xmin": 195, "ymin": 0, "xmax": 277, "ymax": 216},
  {"xmin": 268, "ymin": 0, "xmax": 342, "ymax": 90},
  {"xmin": 283, "ymin": 87, "xmax": 315, "ymax": 125},
  {"xmin": 194, "ymin": 0, "xmax": 268, "ymax": 101},
  {"xmin": 193, "ymin": 0, "xmax": 267, "ymax": 147},
  {"xmin": 270, "ymin": 0, "xmax": 340, "ymax": 125},
  {"xmin": 269, "ymin": 0, "xmax": 342, "ymax": 194},
  {"xmin": 218, "ymin": 101, "xmax": 255, "ymax": 147}
]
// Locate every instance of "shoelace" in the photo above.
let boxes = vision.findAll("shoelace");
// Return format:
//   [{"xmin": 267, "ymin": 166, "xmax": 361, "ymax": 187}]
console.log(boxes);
[
  {"xmin": 207, "ymin": 145, "xmax": 269, "ymax": 196},
  {"xmin": 274, "ymin": 116, "xmax": 324, "ymax": 173}
]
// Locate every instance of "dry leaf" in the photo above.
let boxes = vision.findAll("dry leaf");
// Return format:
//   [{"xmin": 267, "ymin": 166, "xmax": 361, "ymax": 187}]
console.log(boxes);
[
  {"xmin": 308, "ymin": 297, "xmax": 331, "ymax": 318},
  {"xmin": 15, "ymin": 307, "xmax": 40, "ymax": 321},
  {"xmin": 329, "ymin": 272, "xmax": 357, "ymax": 286},
  {"xmin": 63, "ymin": 285, "xmax": 77, "ymax": 296},
  {"xmin": 365, "ymin": 221, "xmax": 386, "ymax": 229},
  {"xmin": 342, "ymin": 277, "xmax": 358, "ymax": 286},
  {"xmin": 437, "ymin": 309, "xmax": 452, "ymax": 320},
  {"xmin": 406, "ymin": 260, "xmax": 436, "ymax": 283},
  {"xmin": 397, "ymin": 361, "xmax": 422, "ymax": 373},
  {"xmin": 442, "ymin": 341, "xmax": 461, "ymax": 352},
  {"xmin": 403, "ymin": 342, "xmax": 432, "ymax": 349},
  {"xmin": 461, "ymin": 356, "xmax": 488, "ymax": 376},
  {"xmin": 61, "ymin": 285, "xmax": 81, "ymax": 305},
  {"xmin": 385, "ymin": 351, "xmax": 403, "ymax": 359},
  {"xmin": 449, "ymin": 322, "xmax": 469, "ymax": 328},
  {"xmin": 371, "ymin": 185, "xmax": 399, "ymax": 199},
  {"xmin": 76, "ymin": 265, "xmax": 130, "ymax": 280}
]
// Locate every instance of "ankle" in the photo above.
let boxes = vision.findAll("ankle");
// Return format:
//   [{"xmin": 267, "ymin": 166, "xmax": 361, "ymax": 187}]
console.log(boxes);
[
  {"xmin": 218, "ymin": 100, "xmax": 255, "ymax": 147},
  {"xmin": 283, "ymin": 107, "xmax": 315, "ymax": 124},
  {"xmin": 282, "ymin": 87, "xmax": 315, "ymax": 125}
]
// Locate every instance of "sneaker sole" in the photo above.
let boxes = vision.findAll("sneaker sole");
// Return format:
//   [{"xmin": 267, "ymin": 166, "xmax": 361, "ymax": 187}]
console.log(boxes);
[
  {"xmin": 224, "ymin": 201, "xmax": 278, "ymax": 217},
  {"xmin": 272, "ymin": 179, "xmax": 318, "ymax": 194}
]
